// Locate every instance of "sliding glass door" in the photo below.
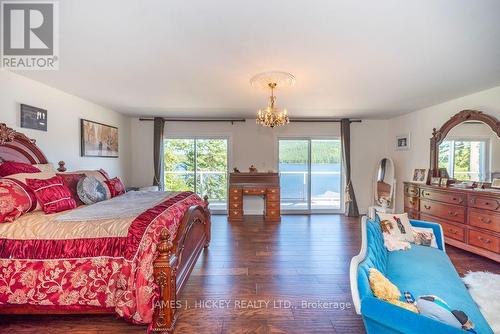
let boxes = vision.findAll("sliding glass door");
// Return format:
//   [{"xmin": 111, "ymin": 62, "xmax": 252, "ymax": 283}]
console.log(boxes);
[
  {"xmin": 278, "ymin": 138, "xmax": 342, "ymax": 212},
  {"xmin": 164, "ymin": 138, "xmax": 228, "ymax": 210}
]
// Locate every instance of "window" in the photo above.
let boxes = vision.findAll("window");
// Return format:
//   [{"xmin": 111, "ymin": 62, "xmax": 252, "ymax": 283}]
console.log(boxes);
[
  {"xmin": 164, "ymin": 138, "xmax": 228, "ymax": 210},
  {"xmin": 438, "ymin": 138, "xmax": 489, "ymax": 181},
  {"xmin": 278, "ymin": 139, "xmax": 342, "ymax": 212}
]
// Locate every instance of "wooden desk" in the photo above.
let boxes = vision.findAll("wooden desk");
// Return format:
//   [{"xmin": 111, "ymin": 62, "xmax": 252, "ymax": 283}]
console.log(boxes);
[{"xmin": 228, "ymin": 172, "xmax": 281, "ymax": 222}]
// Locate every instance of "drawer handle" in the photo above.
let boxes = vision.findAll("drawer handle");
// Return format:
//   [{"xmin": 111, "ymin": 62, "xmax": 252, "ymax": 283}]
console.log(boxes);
[
  {"xmin": 479, "ymin": 217, "xmax": 492, "ymax": 224},
  {"xmin": 424, "ymin": 205, "xmax": 431, "ymax": 210},
  {"xmin": 478, "ymin": 236, "xmax": 492, "ymax": 244},
  {"xmin": 424, "ymin": 192, "xmax": 430, "ymax": 196},
  {"xmin": 447, "ymin": 228, "xmax": 458, "ymax": 235},
  {"xmin": 409, "ymin": 200, "xmax": 415, "ymax": 205},
  {"xmin": 448, "ymin": 211, "xmax": 458, "ymax": 217}
]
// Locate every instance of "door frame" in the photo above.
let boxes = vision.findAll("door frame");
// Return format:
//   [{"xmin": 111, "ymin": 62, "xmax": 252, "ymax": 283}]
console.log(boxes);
[{"xmin": 277, "ymin": 137, "xmax": 344, "ymax": 214}]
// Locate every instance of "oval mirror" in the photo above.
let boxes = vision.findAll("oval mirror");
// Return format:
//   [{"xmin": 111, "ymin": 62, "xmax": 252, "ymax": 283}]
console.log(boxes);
[{"xmin": 374, "ymin": 158, "xmax": 395, "ymax": 208}]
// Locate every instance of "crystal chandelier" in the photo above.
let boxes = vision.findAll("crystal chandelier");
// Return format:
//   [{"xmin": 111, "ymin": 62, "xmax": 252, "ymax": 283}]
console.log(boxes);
[{"xmin": 250, "ymin": 71, "xmax": 295, "ymax": 128}]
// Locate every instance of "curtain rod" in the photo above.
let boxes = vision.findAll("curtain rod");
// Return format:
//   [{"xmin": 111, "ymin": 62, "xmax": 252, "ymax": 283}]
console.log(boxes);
[
  {"xmin": 290, "ymin": 118, "xmax": 362, "ymax": 123},
  {"xmin": 139, "ymin": 117, "xmax": 246, "ymax": 122},
  {"xmin": 139, "ymin": 117, "xmax": 362, "ymax": 123}
]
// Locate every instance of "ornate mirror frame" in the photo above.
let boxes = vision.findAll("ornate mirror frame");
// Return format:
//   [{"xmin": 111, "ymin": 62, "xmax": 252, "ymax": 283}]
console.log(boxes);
[{"xmin": 430, "ymin": 110, "xmax": 500, "ymax": 177}]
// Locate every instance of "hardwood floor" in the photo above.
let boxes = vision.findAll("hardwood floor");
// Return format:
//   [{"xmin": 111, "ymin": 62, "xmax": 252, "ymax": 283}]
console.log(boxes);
[{"xmin": 1, "ymin": 215, "xmax": 498, "ymax": 333}]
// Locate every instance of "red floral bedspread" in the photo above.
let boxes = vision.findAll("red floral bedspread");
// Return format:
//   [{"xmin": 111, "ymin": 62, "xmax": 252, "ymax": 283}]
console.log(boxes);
[{"xmin": 0, "ymin": 191, "xmax": 205, "ymax": 326}]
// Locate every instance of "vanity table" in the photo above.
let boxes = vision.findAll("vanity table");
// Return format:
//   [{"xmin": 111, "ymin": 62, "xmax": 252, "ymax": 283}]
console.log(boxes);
[
  {"xmin": 404, "ymin": 110, "xmax": 500, "ymax": 262},
  {"xmin": 228, "ymin": 172, "xmax": 281, "ymax": 222}
]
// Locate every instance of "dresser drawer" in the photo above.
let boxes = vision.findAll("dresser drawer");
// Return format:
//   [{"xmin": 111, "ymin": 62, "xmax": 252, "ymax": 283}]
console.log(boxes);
[
  {"xmin": 469, "ymin": 195, "xmax": 500, "ymax": 213},
  {"xmin": 229, "ymin": 209, "xmax": 243, "ymax": 217},
  {"xmin": 420, "ymin": 199, "xmax": 465, "ymax": 223},
  {"xmin": 420, "ymin": 213, "xmax": 465, "ymax": 242},
  {"xmin": 229, "ymin": 194, "xmax": 242, "ymax": 202},
  {"xmin": 243, "ymin": 188, "xmax": 266, "ymax": 195},
  {"xmin": 404, "ymin": 184, "xmax": 420, "ymax": 197},
  {"xmin": 266, "ymin": 201, "xmax": 280, "ymax": 210},
  {"xmin": 420, "ymin": 189, "xmax": 465, "ymax": 206},
  {"xmin": 267, "ymin": 193, "xmax": 280, "ymax": 202},
  {"xmin": 469, "ymin": 208, "xmax": 500, "ymax": 233},
  {"xmin": 404, "ymin": 196, "xmax": 419, "ymax": 211},
  {"xmin": 441, "ymin": 222, "xmax": 466, "ymax": 242},
  {"xmin": 229, "ymin": 202, "xmax": 241, "ymax": 209},
  {"xmin": 230, "ymin": 188, "xmax": 242, "ymax": 195},
  {"xmin": 468, "ymin": 229, "xmax": 500, "ymax": 253}
]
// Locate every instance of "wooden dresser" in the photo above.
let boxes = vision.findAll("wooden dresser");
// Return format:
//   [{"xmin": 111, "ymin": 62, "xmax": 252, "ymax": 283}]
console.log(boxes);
[
  {"xmin": 404, "ymin": 182, "xmax": 500, "ymax": 262},
  {"xmin": 228, "ymin": 172, "xmax": 280, "ymax": 222}
]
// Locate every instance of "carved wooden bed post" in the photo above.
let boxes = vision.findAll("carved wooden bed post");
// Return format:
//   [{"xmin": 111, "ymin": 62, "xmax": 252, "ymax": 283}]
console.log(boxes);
[{"xmin": 152, "ymin": 229, "xmax": 178, "ymax": 333}]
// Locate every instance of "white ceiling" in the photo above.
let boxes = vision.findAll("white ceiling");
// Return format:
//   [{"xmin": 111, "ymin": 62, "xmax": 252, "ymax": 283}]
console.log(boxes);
[{"xmin": 19, "ymin": 0, "xmax": 500, "ymax": 119}]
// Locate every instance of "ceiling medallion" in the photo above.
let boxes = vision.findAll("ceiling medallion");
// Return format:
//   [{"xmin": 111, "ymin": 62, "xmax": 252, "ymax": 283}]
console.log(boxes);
[{"xmin": 250, "ymin": 71, "xmax": 295, "ymax": 128}]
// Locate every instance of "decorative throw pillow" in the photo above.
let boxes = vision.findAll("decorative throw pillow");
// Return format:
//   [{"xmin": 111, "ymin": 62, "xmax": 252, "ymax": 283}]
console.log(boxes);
[
  {"xmin": 0, "ymin": 161, "xmax": 41, "ymax": 177},
  {"xmin": 33, "ymin": 163, "xmax": 56, "ymax": 173},
  {"xmin": 412, "ymin": 227, "xmax": 438, "ymax": 248},
  {"xmin": 369, "ymin": 268, "xmax": 418, "ymax": 313},
  {"xmin": 0, "ymin": 178, "xmax": 35, "ymax": 223},
  {"xmin": 77, "ymin": 176, "xmax": 109, "ymax": 205},
  {"xmin": 105, "ymin": 177, "xmax": 125, "ymax": 197},
  {"xmin": 377, "ymin": 212, "xmax": 415, "ymax": 243},
  {"xmin": 416, "ymin": 295, "xmax": 475, "ymax": 331},
  {"xmin": 26, "ymin": 176, "xmax": 77, "ymax": 214},
  {"xmin": 57, "ymin": 173, "xmax": 86, "ymax": 206}
]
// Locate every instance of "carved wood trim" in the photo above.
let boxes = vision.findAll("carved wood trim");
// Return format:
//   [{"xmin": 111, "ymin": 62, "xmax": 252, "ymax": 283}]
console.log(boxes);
[
  {"xmin": 0, "ymin": 123, "xmax": 49, "ymax": 164},
  {"xmin": 430, "ymin": 110, "xmax": 500, "ymax": 177}
]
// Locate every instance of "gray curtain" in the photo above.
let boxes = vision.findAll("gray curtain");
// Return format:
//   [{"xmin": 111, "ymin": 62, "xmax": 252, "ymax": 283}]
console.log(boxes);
[
  {"xmin": 341, "ymin": 118, "xmax": 359, "ymax": 217},
  {"xmin": 153, "ymin": 117, "xmax": 165, "ymax": 188}
]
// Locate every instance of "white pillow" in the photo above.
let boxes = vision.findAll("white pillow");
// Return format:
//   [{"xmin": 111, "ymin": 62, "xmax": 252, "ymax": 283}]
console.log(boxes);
[
  {"xmin": 412, "ymin": 227, "xmax": 438, "ymax": 248},
  {"xmin": 377, "ymin": 212, "xmax": 415, "ymax": 243}
]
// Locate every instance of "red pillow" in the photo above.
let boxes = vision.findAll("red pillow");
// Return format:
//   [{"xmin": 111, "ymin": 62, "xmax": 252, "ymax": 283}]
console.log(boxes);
[
  {"xmin": 105, "ymin": 177, "xmax": 125, "ymax": 197},
  {"xmin": 26, "ymin": 176, "xmax": 77, "ymax": 214},
  {"xmin": 0, "ymin": 178, "xmax": 35, "ymax": 223},
  {"xmin": 57, "ymin": 173, "xmax": 86, "ymax": 206},
  {"xmin": 0, "ymin": 161, "xmax": 41, "ymax": 177}
]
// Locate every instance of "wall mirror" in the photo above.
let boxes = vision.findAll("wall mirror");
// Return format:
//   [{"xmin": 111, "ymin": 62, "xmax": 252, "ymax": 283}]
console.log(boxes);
[
  {"xmin": 430, "ymin": 110, "xmax": 500, "ymax": 182},
  {"xmin": 374, "ymin": 158, "xmax": 395, "ymax": 207}
]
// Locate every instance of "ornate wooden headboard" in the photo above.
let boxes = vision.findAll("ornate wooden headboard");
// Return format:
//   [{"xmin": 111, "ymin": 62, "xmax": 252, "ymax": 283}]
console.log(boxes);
[{"xmin": 0, "ymin": 123, "xmax": 49, "ymax": 164}]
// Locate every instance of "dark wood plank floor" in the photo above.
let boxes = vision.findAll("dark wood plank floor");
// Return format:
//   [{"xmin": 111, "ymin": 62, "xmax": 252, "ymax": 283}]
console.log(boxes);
[{"xmin": 1, "ymin": 215, "xmax": 498, "ymax": 333}]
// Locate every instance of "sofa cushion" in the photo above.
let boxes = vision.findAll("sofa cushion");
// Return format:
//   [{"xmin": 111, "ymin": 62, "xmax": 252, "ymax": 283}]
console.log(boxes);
[{"xmin": 386, "ymin": 245, "xmax": 492, "ymax": 334}]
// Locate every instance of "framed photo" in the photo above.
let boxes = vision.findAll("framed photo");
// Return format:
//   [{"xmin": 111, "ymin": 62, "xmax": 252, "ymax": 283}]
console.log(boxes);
[
  {"xmin": 492, "ymin": 178, "xmax": 500, "ymax": 189},
  {"xmin": 440, "ymin": 178, "xmax": 448, "ymax": 187},
  {"xmin": 431, "ymin": 177, "xmax": 441, "ymax": 186},
  {"xmin": 396, "ymin": 134, "xmax": 410, "ymax": 150},
  {"xmin": 20, "ymin": 104, "xmax": 47, "ymax": 131},
  {"xmin": 412, "ymin": 168, "xmax": 429, "ymax": 184},
  {"xmin": 81, "ymin": 119, "xmax": 118, "ymax": 158}
]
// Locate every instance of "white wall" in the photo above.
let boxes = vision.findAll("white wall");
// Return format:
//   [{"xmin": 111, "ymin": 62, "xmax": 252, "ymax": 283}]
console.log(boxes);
[
  {"xmin": 0, "ymin": 71, "xmax": 132, "ymax": 184},
  {"xmin": 130, "ymin": 118, "xmax": 388, "ymax": 214},
  {"xmin": 386, "ymin": 85, "xmax": 500, "ymax": 211}
]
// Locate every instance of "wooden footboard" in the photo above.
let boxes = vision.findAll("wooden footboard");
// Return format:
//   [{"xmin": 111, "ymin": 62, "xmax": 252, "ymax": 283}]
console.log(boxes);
[{"xmin": 151, "ymin": 195, "xmax": 211, "ymax": 333}]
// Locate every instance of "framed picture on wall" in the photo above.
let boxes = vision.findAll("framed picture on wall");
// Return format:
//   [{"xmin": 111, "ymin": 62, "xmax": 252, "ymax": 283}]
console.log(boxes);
[
  {"xmin": 81, "ymin": 119, "xmax": 119, "ymax": 158},
  {"xmin": 395, "ymin": 133, "xmax": 410, "ymax": 150},
  {"xmin": 20, "ymin": 104, "xmax": 47, "ymax": 131}
]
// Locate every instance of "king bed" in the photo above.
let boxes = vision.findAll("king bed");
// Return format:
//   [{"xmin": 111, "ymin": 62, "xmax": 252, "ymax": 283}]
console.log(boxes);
[{"xmin": 0, "ymin": 123, "xmax": 211, "ymax": 333}]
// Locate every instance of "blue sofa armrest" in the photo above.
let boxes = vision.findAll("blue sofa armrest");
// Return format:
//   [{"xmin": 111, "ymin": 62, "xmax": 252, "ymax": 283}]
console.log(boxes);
[
  {"xmin": 361, "ymin": 296, "xmax": 463, "ymax": 334},
  {"xmin": 410, "ymin": 219, "xmax": 445, "ymax": 251}
]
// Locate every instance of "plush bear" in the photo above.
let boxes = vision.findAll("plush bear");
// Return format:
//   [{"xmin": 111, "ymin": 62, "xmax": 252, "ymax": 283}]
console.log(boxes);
[{"xmin": 368, "ymin": 268, "xmax": 418, "ymax": 313}]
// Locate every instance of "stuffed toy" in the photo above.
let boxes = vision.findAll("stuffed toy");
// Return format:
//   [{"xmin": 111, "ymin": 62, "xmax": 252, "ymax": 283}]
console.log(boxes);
[
  {"xmin": 403, "ymin": 292, "xmax": 476, "ymax": 333},
  {"xmin": 368, "ymin": 268, "xmax": 418, "ymax": 313}
]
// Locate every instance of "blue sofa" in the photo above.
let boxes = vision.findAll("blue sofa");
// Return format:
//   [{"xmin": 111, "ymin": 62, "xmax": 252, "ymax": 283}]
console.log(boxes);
[{"xmin": 350, "ymin": 217, "xmax": 493, "ymax": 334}]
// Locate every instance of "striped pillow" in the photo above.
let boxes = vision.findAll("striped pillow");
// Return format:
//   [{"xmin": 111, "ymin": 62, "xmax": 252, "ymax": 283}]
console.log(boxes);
[{"xmin": 26, "ymin": 176, "xmax": 77, "ymax": 214}]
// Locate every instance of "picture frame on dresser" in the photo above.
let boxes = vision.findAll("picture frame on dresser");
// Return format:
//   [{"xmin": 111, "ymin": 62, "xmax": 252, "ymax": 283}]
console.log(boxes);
[
  {"xmin": 411, "ymin": 168, "xmax": 429, "ymax": 184},
  {"xmin": 491, "ymin": 178, "xmax": 500, "ymax": 189}
]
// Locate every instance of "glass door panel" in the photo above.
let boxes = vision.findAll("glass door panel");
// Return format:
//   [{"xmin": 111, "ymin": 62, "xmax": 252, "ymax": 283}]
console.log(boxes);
[
  {"xmin": 311, "ymin": 139, "xmax": 342, "ymax": 210},
  {"xmin": 279, "ymin": 139, "xmax": 310, "ymax": 211},
  {"xmin": 164, "ymin": 139, "xmax": 195, "ymax": 192},
  {"xmin": 195, "ymin": 139, "xmax": 228, "ymax": 210}
]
